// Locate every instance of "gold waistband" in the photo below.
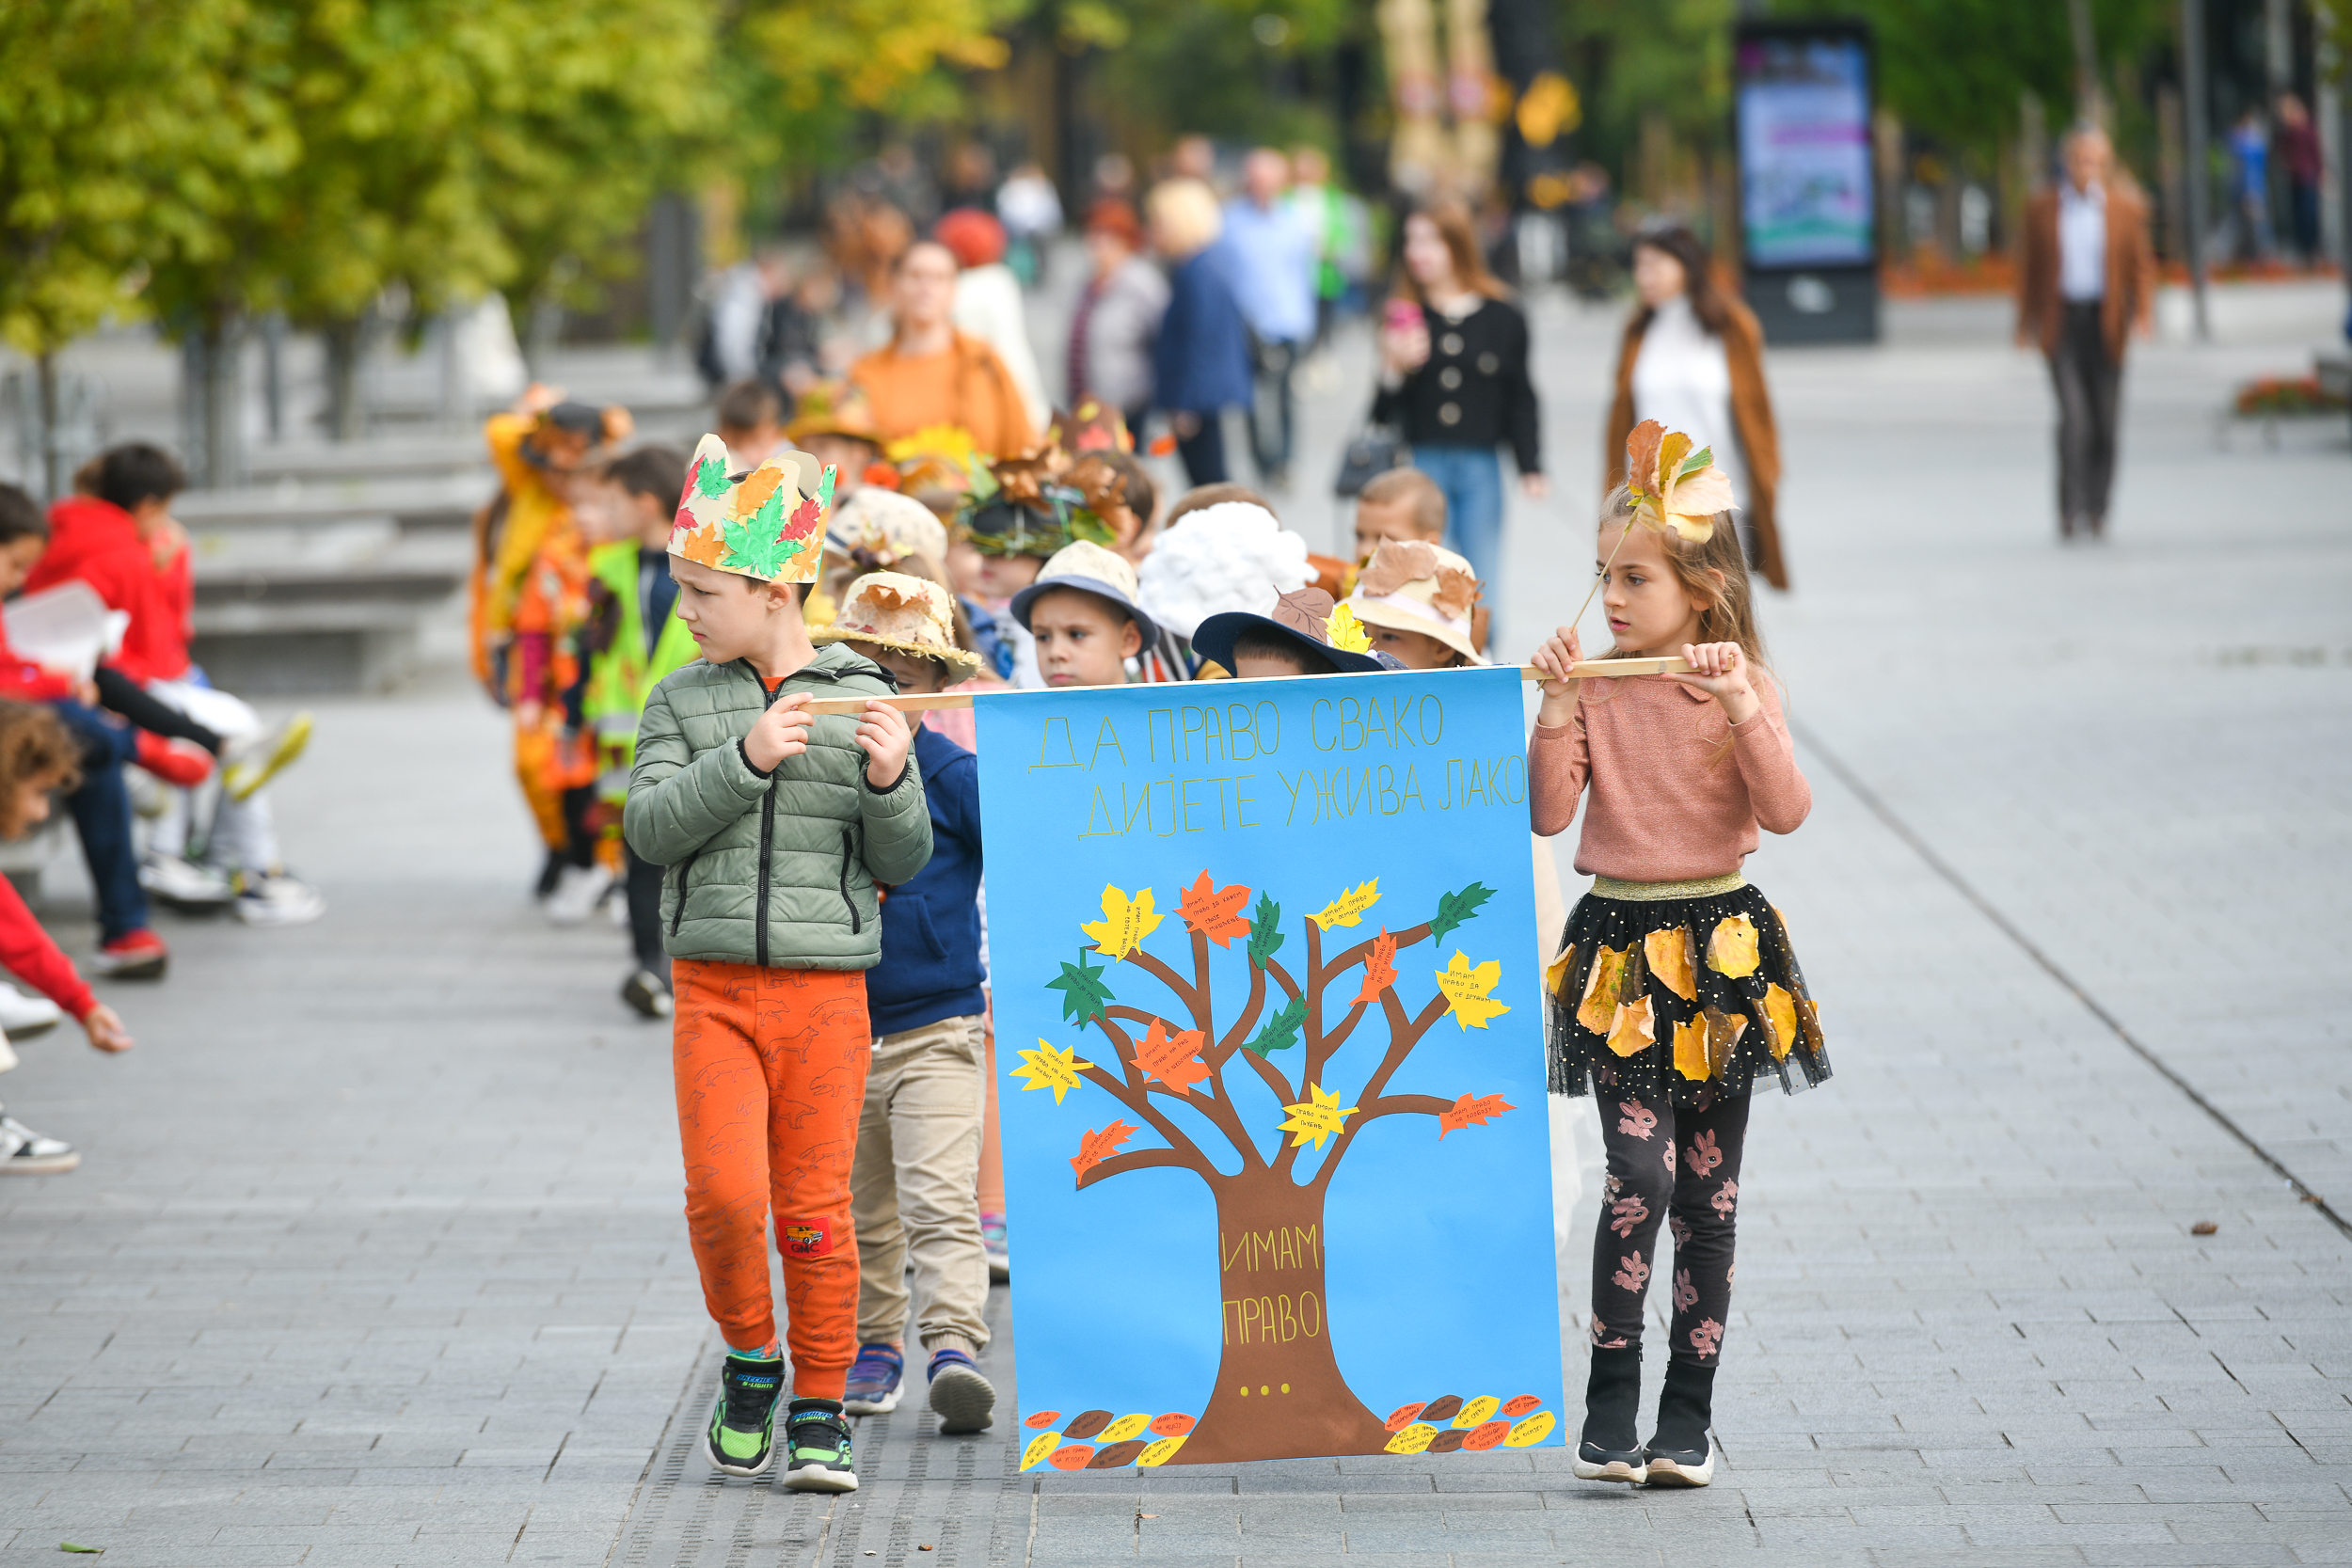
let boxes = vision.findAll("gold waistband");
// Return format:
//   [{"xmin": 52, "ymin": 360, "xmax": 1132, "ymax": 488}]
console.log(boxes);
[{"xmin": 1589, "ymin": 872, "xmax": 1748, "ymax": 902}]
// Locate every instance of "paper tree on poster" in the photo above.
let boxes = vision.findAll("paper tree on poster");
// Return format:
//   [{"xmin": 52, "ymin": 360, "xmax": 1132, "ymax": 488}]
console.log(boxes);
[{"xmin": 1020, "ymin": 868, "xmax": 1522, "ymax": 1463}]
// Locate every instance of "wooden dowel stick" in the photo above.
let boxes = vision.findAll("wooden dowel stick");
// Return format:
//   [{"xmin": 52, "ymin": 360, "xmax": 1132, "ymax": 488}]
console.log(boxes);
[{"xmin": 799, "ymin": 657, "xmax": 1689, "ymax": 716}]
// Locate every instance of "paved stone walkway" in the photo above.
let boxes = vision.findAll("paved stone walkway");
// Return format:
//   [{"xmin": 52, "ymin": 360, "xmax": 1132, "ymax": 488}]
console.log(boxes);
[{"xmin": 5, "ymin": 293, "xmax": 2348, "ymax": 1566}]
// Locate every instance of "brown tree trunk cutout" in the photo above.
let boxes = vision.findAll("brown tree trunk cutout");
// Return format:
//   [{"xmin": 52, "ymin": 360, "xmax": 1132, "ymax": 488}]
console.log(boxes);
[{"xmin": 1061, "ymin": 878, "xmax": 1498, "ymax": 1463}]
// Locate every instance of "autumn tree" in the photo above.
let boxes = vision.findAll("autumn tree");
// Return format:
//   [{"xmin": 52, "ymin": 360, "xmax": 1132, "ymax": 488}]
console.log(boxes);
[{"xmin": 1012, "ymin": 868, "xmax": 1518, "ymax": 1462}]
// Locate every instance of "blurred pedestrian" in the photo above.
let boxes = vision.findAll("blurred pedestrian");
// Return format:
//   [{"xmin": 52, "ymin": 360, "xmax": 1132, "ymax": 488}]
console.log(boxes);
[
  {"xmin": 697, "ymin": 246, "xmax": 819, "ymax": 399},
  {"xmin": 1169, "ymin": 135, "xmax": 1216, "ymax": 185},
  {"xmin": 1286, "ymin": 146, "xmax": 1369, "ymax": 347},
  {"xmin": 936, "ymin": 209, "xmax": 1050, "ymax": 433},
  {"xmin": 1603, "ymin": 223, "xmax": 1783, "ymax": 586},
  {"xmin": 1222, "ymin": 149, "xmax": 1318, "ymax": 488},
  {"xmin": 35, "ymin": 445, "xmax": 324, "ymax": 927},
  {"xmin": 1066, "ymin": 198, "xmax": 1168, "ymax": 433},
  {"xmin": 714, "ymin": 379, "xmax": 787, "ymax": 470},
  {"xmin": 850, "ymin": 241, "xmax": 1036, "ymax": 459},
  {"xmin": 625, "ymin": 436, "xmax": 930, "ymax": 1492},
  {"xmin": 2015, "ymin": 125, "xmax": 2154, "ymax": 542},
  {"xmin": 2276, "ymin": 94, "xmax": 2323, "ymax": 266},
  {"xmin": 0, "ymin": 699, "xmax": 135, "ymax": 1175},
  {"xmin": 816, "ymin": 573, "xmax": 996, "ymax": 1434},
  {"xmin": 2223, "ymin": 107, "xmax": 2274, "ymax": 262},
  {"xmin": 1376, "ymin": 202, "xmax": 1545, "ymax": 594},
  {"xmin": 1148, "ymin": 180, "xmax": 1252, "ymax": 487},
  {"xmin": 995, "ymin": 160, "xmax": 1063, "ymax": 289}
]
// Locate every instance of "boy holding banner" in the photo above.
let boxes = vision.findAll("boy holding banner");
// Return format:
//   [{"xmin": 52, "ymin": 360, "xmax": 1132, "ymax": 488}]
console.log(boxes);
[
  {"xmin": 625, "ymin": 436, "xmax": 933, "ymax": 1492},
  {"xmin": 811, "ymin": 573, "xmax": 998, "ymax": 1433}
]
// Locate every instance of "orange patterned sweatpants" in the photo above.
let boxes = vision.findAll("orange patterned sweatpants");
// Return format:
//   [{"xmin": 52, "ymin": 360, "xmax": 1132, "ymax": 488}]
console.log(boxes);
[{"xmin": 671, "ymin": 959, "xmax": 871, "ymax": 1401}]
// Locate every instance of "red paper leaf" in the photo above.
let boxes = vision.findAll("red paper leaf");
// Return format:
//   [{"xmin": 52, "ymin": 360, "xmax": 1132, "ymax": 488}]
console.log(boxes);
[
  {"xmin": 1437, "ymin": 1091, "xmax": 1516, "ymax": 1139},
  {"xmin": 1176, "ymin": 870, "xmax": 1251, "ymax": 949},
  {"xmin": 1353, "ymin": 927, "xmax": 1398, "ymax": 1006},
  {"xmin": 1133, "ymin": 1018, "xmax": 1210, "ymax": 1092},
  {"xmin": 1072, "ymin": 1119, "xmax": 1138, "ymax": 1179}
]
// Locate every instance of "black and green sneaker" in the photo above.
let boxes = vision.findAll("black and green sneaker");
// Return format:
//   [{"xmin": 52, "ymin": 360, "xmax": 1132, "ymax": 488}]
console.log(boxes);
[
  {"xmin": 702, "ymin": 1352, "xmax": 786, "ymax": 1478},
  {"xmin": 780, "ymin": 1398, "xmax": 858, "ymax": 1492}
]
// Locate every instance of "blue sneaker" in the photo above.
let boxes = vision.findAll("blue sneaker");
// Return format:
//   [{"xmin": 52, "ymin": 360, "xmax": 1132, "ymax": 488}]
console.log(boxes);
[
  {"xmin": 926, "ymin": 1347, "xmax": 994, "ymax": 1434},
  {"xmin": 842, "ymin": 1342, "xmax": 903, "ymax": 1416}
]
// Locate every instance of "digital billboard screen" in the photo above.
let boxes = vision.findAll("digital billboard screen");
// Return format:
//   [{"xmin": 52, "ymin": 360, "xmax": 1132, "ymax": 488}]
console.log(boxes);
[{"xmin": 1735, "ymin": 29, "xmax": 1875, "ymax": 270}]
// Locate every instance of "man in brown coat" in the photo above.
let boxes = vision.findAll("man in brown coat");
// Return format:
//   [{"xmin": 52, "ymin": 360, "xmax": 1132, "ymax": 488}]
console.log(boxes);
[{"xmin": 2015, "ymin": 125, "xmax": 2156, "ymax": 541}]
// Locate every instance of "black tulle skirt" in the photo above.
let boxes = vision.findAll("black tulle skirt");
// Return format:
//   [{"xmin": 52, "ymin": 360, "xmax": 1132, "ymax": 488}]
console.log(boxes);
[{"xmin": 1545, "ymin": 876, "xmax": 1829, "ymax": 1108}]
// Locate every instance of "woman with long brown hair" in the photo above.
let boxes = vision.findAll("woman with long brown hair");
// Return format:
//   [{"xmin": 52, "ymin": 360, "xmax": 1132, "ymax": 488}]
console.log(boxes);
[
  {"xmin": 1371, "ymin": 202, "xmax": 1545, "ymax": 594},
  {"xmin": 1603, "ymin": 225, "xmax": 1788, "ymax": 589}
]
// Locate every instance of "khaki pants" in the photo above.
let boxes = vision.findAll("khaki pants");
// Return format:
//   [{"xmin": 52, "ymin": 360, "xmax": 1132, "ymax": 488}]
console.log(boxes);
[{"xmin": 850, "ymin": 1013, "xmax": 991, "ymax": 1354}]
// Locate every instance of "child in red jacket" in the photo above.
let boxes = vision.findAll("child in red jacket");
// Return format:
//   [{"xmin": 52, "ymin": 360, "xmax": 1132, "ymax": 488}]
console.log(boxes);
[
  {"xmin": 0, "ymin": 700, "xmax": 136, "ymax": 1173},
  {"xmin": 34, "ymin": 446, "xmax": 320, "ymax": 926}
]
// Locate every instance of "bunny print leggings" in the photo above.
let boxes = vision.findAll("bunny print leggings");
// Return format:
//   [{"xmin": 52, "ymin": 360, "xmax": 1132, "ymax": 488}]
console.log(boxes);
[{"xmin": 1588, "ymin": 1089, "xmax": 1751, "ymax": 1365}]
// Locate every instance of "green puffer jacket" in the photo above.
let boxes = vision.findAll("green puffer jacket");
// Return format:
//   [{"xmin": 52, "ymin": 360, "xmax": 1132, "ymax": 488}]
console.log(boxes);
[{"xmin": 623, "ymin": 645, "xmax": 933, "ymax": 970}]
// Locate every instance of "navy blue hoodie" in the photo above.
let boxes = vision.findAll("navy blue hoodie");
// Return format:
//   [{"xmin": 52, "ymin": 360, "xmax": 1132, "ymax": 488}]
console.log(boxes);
[{"xmin": 867, "ymin": 723, "xmax": 985, "ymax": 1036}]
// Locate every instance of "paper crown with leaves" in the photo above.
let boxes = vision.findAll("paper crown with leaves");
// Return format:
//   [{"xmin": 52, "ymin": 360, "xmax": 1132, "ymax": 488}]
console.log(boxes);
[
  {"xmin": 810, "ymin": 571, "xmax": 980, "ymax": 676},
  {"xmin": 669, "ymin": 433, "xmax": 836, "ymax": 584},
  {"xmin": 1624, "ymin": 419, "xmax": 1734, "ymax": 543}
]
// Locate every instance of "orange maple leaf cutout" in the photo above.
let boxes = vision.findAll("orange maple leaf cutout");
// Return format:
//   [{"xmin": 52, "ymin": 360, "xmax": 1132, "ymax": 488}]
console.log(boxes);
[
  {"xmin": 1353, "ymin": 927, "xmax": 1398, "ymax": 1006},
  {"xmin": 1176, "ymin": 870, "xmax": 1251, "ymax": 948},
  {"xmin": 1438, "ymin": 1091, "xmax": 1516, "ymax": 1138},
  {"xmin": 1072, "ymin": 1119, "xmax": 1138, "ymax": 1179},
  {"xmin": 1132, "ymin": 1017, "xmax": 1210, "ymax": 1091},
  {"xmin": 677, "ymin": 523, "xmax": 729, "ymax": 569}
]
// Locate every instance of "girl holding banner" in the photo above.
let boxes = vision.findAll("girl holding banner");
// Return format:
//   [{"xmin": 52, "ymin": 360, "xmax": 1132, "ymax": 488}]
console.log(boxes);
[{"xmin": 1530, "ymin": 421, "xmax": 1829, "ymax": 1490}]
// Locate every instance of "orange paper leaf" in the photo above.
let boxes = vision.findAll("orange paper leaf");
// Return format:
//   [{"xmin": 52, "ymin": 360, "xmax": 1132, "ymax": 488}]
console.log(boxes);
[
  {"xmin": 1072, "ymin": 1119, "xmax": 1138, "ymax": 1179},
  {"xmin": 1353, "ymin": 928, "xmax": 1398, "ymax": 1006},
  {"xmin": 1438, "ymin": 1091, "xmax": 1516, "ymax": 1138},
  {"xmin": 1132, "ymin": 1018, "xmax": 1210, "ymax": 1092},
  {"xmin": 1176, "ymin": 870, "xmax": 1251, "ymax": 948}
]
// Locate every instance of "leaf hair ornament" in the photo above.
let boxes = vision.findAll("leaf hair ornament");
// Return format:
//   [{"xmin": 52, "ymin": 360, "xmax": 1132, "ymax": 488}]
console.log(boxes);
[{"xmin": 1557, "ymin": 420, "xmax": 1737, "ymax": 664}]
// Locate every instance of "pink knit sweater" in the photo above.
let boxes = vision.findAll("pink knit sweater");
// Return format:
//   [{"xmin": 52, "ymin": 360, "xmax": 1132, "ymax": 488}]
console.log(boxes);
[{"xmin": 1529, "ymin": 673, "xmax": 1810, "ymax": 881}]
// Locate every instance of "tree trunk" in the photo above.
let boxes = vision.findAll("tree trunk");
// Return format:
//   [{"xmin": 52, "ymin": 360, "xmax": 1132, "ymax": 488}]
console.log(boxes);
[
  {"xmin": 181, "ymin": 317, "xmax": 245, "ymax": 488},
  {"xmin": 1173, "ymin": 1175, "xmax": 1391, "ymax": 1463},
  {"xmin": 35, "ymin": 353, "xmax": 60, "ymax": 502},
  {"xmin": 323, "ymin": 316, "xmax": 364, "ymax": 443}
]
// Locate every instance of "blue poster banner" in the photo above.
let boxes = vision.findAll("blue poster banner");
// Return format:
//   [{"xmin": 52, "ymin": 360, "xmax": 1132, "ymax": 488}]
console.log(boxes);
[{"xmin": 973, "ymin": 667, "xmax": 1564, "ymax": 1471}]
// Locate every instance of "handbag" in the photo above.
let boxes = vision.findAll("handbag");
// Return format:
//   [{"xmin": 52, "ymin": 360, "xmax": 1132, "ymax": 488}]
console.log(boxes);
[{"xmin": 1333, "ymin": 422, "xmax": 1406, "ymax": 498}]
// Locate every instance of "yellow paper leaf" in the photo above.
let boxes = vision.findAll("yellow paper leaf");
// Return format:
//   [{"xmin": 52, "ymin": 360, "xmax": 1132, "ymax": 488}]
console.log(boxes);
[
  {"xmin": 1136, "ymin": 1434, "xmax": 1186, "ymax": 1466},
  {"xmin": 1644, "ymin": 927, "xmax": 1695, "ymax": 1002},
  {"xmin": 1671, "ymin": 1015, "xmax": 1710, "ymax": 1080},
  {"xmin": 1022, "ymin": 1431, "xmax": 1061, "ymax": 1470},
  {"xmin": 1099, "ymin": 1413, "xmax": 1152, "ymax": 1445},
  {"xmin": 1278, "ymin": 1082, "xmax": 1359, "ymax": 1150},
  {"xmin": 1452, "ymin": 1395, "xmax": 1501, "ymax": 1429},
  {"xmin": 1577, "ymin": 944, "xmax": 1627, "ymax": 1036},
  {"xmin": 1311, "ymin": 879, "xmax": 1380, "ymax": 930},
  {"xmin": 1081, "ymin": 884, "xmax": 1162, "ymax": 960},
  {"xmin": 1761, "ymin": 984, "xmax": 1798, "ymax": 1063},
  {"xmin": 1385, "ymin": 1422, "xmax": 1438, "ymax": 1454},
  {"xmin": 1325, "ymin": 601, "xmax": 1373, "ymax": 653},
  {"xmin": 1011, "ymin": 1040, "xmax": 1092, "ymax": 1103},
  {"xmin": 1706, "ymin": 914, "xmax": 1760, "ymax": 979},
  {"xmin": 1543, "ymin": 941, "xmax": 1578, "ymax": 1000},
  {"xmin": 1607, "ymin": 996, "xmax": 1656, "ymax": 1058},
  {"xmin": 1503, "ymin": 1410, "xmax": 1556, "ymax": 1448},
  {"xmin": 1436, "ymin": 950, "xmax": 1512, "ymax": 1031}
]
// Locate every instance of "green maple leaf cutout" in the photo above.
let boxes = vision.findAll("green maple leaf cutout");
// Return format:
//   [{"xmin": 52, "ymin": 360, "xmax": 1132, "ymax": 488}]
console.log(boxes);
[
  {"xmin": 694, "ymin": 453, "xmax": 730, "ymax": 499},
  {"xmin": 1247, "ymin": 892, "xmax": 1284, "ymax": 970},
  {"xmin": 1047, "ymin": 946, "xmax": 1116, "ymax": 1026},
  {"xmin": 815, "ymin": 464, "xmax": 837, "ymax": 510},
  {"xmin": 1428, "ymin": 881, "xmax": 1495, "ymax": 943},
  {"xmin": 1243, "ymin": 994, "xmax": 1307, "ymax": 1056},
  {"xmin": 721, "ymin": 514, "xmax": 801, "ymax": 578}
]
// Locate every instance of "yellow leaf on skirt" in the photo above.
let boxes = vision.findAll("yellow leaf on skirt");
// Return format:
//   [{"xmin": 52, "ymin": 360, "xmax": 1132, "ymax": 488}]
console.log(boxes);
[
  {"xmin": 1707, "ymin": 914, "xmax": 1760, "ymax": 979},
  {"xmin": 1607, "ymin": 995, "xmax": 1655, "ymax": 1057},
  {"xmin": 1671, "ymin": 1015, "xmax": 1710, "ymax": 1080},
  {"xmin": 1702, "ymin": 1006, "xmax": 1747, "ymax": 1076},
  {"xmin": 1644, "ymin": 927, "xmax": 1696, "ymax": 1001},
  {"xmin": 1761, "ymin": 984, "xmax": 1799, "ymax": 1062},
  {"xmin": 1578, "ymin": 945, "xmax": 1626, "ymax": 1036},
  {"xmin": 1543, "ymin": 942, "xmax": 1578, "ymax": 1001}
]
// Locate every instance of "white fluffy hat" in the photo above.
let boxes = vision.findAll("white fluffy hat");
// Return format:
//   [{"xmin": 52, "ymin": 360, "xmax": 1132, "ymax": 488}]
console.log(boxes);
[{"xmin": 1135, "ymin": 502, "xmax": 1311, "ymax": 641}]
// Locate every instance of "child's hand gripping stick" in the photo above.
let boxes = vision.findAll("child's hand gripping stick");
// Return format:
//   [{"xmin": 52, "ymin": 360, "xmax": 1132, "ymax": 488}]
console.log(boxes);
[
  {"xmin": 744, "ymin": 691, "xmax": 815, "ymax": 773},
  {"xmin": 853, "ymin": 698, "xmax": 914, "ymax": 790}
]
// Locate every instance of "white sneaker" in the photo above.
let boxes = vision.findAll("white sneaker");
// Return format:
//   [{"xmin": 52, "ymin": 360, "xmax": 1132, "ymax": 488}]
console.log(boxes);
[
  {"xmin": 221, "ymin": 712, "xmax": 313, "ymax": 802},
  {"xmin": 233, "ymin": 870, "xmax": 326, "ymax": 927},
  {"xmin": 142, "ymin": 853, "xmax": 235, "ymax": 908},
  {"xmin": 0, "ymin": 1109, "xmax": 79, "ymax": 1174},
  {"xmin": 0, "ymin": 985, "xmax": 62, "ymax": 1041},
  {"xmin": 545, "ymin": 863, "xmax": 614, "ymax": 927},
  {"xmin": 0, "ymin": 1034, "xmax": 17, "ymax": 1073}
]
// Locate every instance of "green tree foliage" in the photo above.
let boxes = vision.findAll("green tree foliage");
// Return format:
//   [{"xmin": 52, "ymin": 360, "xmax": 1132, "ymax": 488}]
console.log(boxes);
[
  {"xmin": 1088, "ymin": 0, "xmax": 1357, "ymax": 151},
  {"xmin": 1558, "ymin": 0, "xmax": 1739, "ymax": 167}
]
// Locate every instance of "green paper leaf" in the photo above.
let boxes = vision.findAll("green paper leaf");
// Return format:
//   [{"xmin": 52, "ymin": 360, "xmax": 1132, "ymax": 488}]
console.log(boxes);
[
  {"xmin": 721, "ymin": 510, "xmax": 797, "ymax": 578},
  {"xmin": 694, "ymin": 454, "xmax": 730, "ymax": 499},
  {"xmin": 1428, "ymin": 882, "xmax": 1495, "ymax": 943},
  {"xmin": 1046, "ymin": 947, "xmax": 1116, "ymax": 1026},
  {"xmin": 60, "ymin": 1544, "xmax": 103, "ymax": 1555},
  {"xmin": 1243, "ymin": 994, "xmax": 1306, "ymax": 1056},
  {"xmin": 1246, "ymin": 892, "xmax": 1284, "ymax": 970}
]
